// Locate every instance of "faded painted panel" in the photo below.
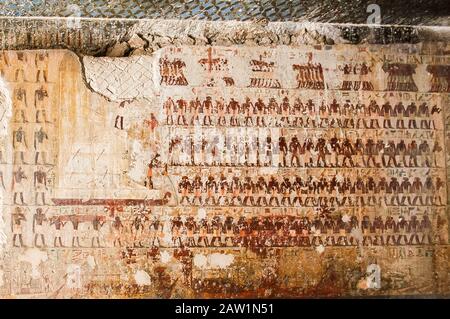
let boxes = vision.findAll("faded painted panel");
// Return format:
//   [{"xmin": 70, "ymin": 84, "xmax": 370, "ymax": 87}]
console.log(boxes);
[{"xmin": 0, "ymin": 43, "xmax": 448, "ymax": 298}]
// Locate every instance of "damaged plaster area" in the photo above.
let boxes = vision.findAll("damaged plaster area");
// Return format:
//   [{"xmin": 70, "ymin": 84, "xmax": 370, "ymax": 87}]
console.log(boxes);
[{"xmin": 0, "ymin": 18, "xmax": 448, "ymax": 298}]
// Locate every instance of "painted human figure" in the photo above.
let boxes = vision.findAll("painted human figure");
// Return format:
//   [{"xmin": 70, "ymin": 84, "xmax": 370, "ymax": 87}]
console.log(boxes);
[
  {"xmin": 353, "ymin": 138, "xmax": 365, "ymax": 167},
  {"xmin": 388, "ymin": 177, "xmax": 401, "ymax": 206},
  {"xmin": 216, "ymin": 97, "xmax": 226, "ymax": 126},
  {"xmin": 420, "ymin": 213, "xmax": 433, "ymax": 245},
  {"xmin": 13, "ymin": 86, "xmax": 28, "ymax": 123},
  {"xmin": 315, "ymin": 137, "xmax": 327, "ymax": 167},
  {"xmin": 223, "ymin": 216, "xmax": 235, "ymax": 246},
  {"xmin": 361, "ymin": 215, "xmax": 373, "ymax": 246},
  {"xmin": 203, "ymin": 96, "xmax": 213, "ymax": 126},
  {"xmin": 178, "ymin": 176, "xmax": 191, "ymax": 205},
  {"xmin": 114, "ymin": 100, "xmax": 128, "ymax": 130},
  {"xmin": 34, "ymin": 86, "xmax": 49, "ymax": 123},
  {"xmin": 292, "ymin": 177, "xmax": 303, "ymax": 206},
  {"xmin": 394, "ymin": 102, "xmax": 406, "ymax": 128},
  {"xmin": 411, "ymin": 177, "xmax": 423, "ymax": 205},
  {"xmin": 164, "ymin": 97, "xmax": 175, "ymax": 125},
  {"xmin": 34, "ymin": 127, "xmax": 49, "ymax": 164},
  {"xmin": 227, "ymin": 98, "xmax": 240, "ymax": 126},
  {"xmin": 12, "ymin": 166, "xmax": 27, "ymax": 205},
  {"xmin": 280, "ymin": 97, "xmax": 290, "ymax": 126},
  {"xmin": 329, "ymin": 135, "xmax": 341, "ymax": 167},
  {"xmin": 110, "ymin": 216, "xmax": 124, "ymax": 247},
  {"xmin": 268, "ymin": 98, "xmax": 280, "ymax": 126},
  {"xmin": 145, "ymin": 154, "xmax": 160, "ymax": 189},
  {"xmin": 336, "ymin": 216, "xmax": 349, "ymax": 246},
  {"xmin": 230, "ymin": 176, "xmax": 242, "ymax": 206},
  {"xmin": 205, "ymin": 175, "xmax": 217, "ymax": 205},
  {"xmin": 242, "ymin": 97, "xmax": 254, "ymax": 126},
  {"xmin": 197, "ymin": 218, "xmax": 209, "ymax": 247},
  {"xmin": 264, "ymin": 136, "xmax": 273, "ymax": 166},
  {"xmin": 434, "ymin": 177, "xmax": 445, "ymax": 205},
  {"xmin": 176, "ymin": 98, "xmax": 188, "ymax": 125},
  {"xmin": 373, "ymin": 216, "xmax": 385, "ymax": 245},
  {"xmin": 12, "ymin": 207, "xmax": 26, "ymax": 247},
  {"xmin": 210, "ymin": 216, "xmax": 223, "ymax": 247},
  {"xmin": 0, "ymin": 51, "xmax": 9, "ymax": 77},
  {"xmin": 13, "ymin": 126, "xmax": 28, "ymax": 164},
  {"xmin": 289, "ymin": 136, "xmax": 301, "ymax": 167},
  {"xmin": 33, "ymin": 208, "xmax": 47, "ymax": 247},
  {"xmin": 35, "ymin": 52, "xmax": 49, "ymax": 82},
  {"xmin": 242, "ymin": 177, "xmax": 255, "ymax": 206},
  {"xmin": 148, "ymin": 216, "xmax": 163, "ymax": 247},
  {"xmin": 192, "ymin": 175, "xmax": 203, "ymax": 205},
  {"xmin": 34, "ymin": 166, "xmax": 47, "ymax": 205},
  {"xmin": 396, "ymin": 216, "xmax": 409, "ymax": 245},
  {"xmin": 14, "ymin": 52, "xmax": 27, "ymax": 82},
  {"xmin": 0, "ymin": 170, "xmax": 5, "ymax": 190},
  {"xmin": 419, "ymin": 140, "xmax": 431, "ymax": 167},
  {"xmin": 189, "ymin": 97, "xmax": 200, "ymax": 125},
  {"xmin": 432, "ymin": 141, "xmax": 443, "ymax": 167},
  {"xmin": 144, "ymin": 113, "xmax": 159, "ymax": 138},
  {"xmin": 255, "ymin": 98, "xmax": 266, "ymax": 127},
  {"xmin": 278, "ymin": 136, "xmax": 288, "ymax": 167},
  {"xmin": 417, "ymin": 102, "xmax": 430, "ymax": 129},
  {"xmin": 291, "ymin": 97, "xmax": 303, "ymax": 127},
  {"xmin": 384, "ymin": 141, "xmax": 398, "ymax": 167},
  {"xmin": 400, "ymin": 177, "xmax": 412, "ymax": 206},
  {"xmin": 408, "ymin": 140, "xmax": 419, "ymax": 167},
  {"xmin": 51, "ymin": 216, "xmax": 66, "ymax": 247},
  {"xmin": 381, "ymin": 101, "xmax": 393, "ymax": 129},
  {"xmin": 341, "ymin": 138, "xmax": 355, "ymax": 167},
  {"xmin": 71, "ymin": 216, "xmax": 82, "ymax": 247},
  {"xmin": 131, "ymin": 212, "xmax": 147, "ymax": 247},
  {"xmin": 184, "ymin": 217, "xmax": 196, "ymax": 247},
  {"xmin": 408, "ymin": 215, "xmax": 421, "ymax": 245},
  {"xmin": 384, "ymin": 216, "xmax": 396, "ymax": 245},
  {"xmin": 280, "ymin": 177, "xmax": 292, "ymax": 206},
  {"xmin": 268, "ymin": 176, "xmax": 280, "ymax": 206},
  {"xmin": 368, "ymin": 100, "xmax": 380, "ymax": 129},
  {"xmin": 218, "ymin": 174, "xmax": 229, "ymax": 205},
  {"xmin": 91, "ymin": 216, "xmax": 105, "ymax": 247}
]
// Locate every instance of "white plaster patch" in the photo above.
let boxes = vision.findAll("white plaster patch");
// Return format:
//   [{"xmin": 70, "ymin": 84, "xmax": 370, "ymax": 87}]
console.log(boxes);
[
  {"xmin": 18, "ymin": 249, "xmax": 48, "ymax": 279},
  {"xmin": 134, "ymin": 270, "xmax": 151, "ymax": 286},
  {"xmin": 0, "ymin": 216, "xmax": 7, "ymax": 249},
  {"xmin": 351, "ymin": 227, "xmax": 363, "ymax": 242},
  {"xmin": 197, "ymin": 208, "xmax": 206, "ymax": 220},
  {"xmin": 193, "ymin": 254, "xmax": 208, "ymax": 268},
  {"xmin": 66, "ymin": 264, "xmax": 82, "ymax": 289},
  {"xmin": 209, "ymin": 253, "xmax": 234, "ymax": 269},
  {"xmin": 87, "ymin": 255, "xmax": 96, "ymax": 269},
  {"xmin": 128, "ymin": 140, "xmax": 149, "ymax": 182},
  {"xmin": 0, "ymin": 76, "xmax": 12, "ymax": 254},
  {"xmin": 366, "ymin": 264, "xmax": 381, "ymax": 289},
  {"xmin": 194, "ymin": 253, "xmax": 234, "ymax": 269},
  {"xmin": 161, "ymin": 217, "xmax": 172, "ymax": 245},
  {"xmin": 160, "ymin": 251, "xmax": 172, "ymax": 264},
  {"xmin": 0, "ymin": 76, "xmax": 12, "ymax": 136},
  {"xmin": 315, "ymin": 245, "xmax": 325, "ymax": 254}
]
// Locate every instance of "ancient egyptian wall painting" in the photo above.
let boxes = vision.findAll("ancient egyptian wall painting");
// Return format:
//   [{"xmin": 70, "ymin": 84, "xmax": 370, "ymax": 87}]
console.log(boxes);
[{"xmin": 0, "ymin": 44, "xmax": 448, "ymax": 298}]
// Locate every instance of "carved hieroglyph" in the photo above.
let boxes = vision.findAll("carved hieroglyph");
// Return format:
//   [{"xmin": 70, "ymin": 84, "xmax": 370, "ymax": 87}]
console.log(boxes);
[{"xmin": 0, "ymin": 44, "xmax": 449, "ymax": 298}]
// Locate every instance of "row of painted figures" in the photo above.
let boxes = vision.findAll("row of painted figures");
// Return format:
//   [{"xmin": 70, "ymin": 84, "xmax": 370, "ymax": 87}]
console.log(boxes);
[
  {"xmin": 168, "ymin": 135, "xmax": 443, "ymax": 168},
  {"xmin": 163, "ymin": 97, "xmax": 441, "ymax": 129},
  {"xmin": 10, "ymin": 207, "xmax": 448, "ymax": 248},
  {"xmin": 177, "ymin": 175, "xmax": 445, "ymax": 207}
]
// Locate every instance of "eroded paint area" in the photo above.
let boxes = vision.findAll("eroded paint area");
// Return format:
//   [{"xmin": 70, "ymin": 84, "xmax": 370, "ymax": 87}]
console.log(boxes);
[{"xmin": 0, "ymin": 46, "xmax": 448, "ymax": 298}]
